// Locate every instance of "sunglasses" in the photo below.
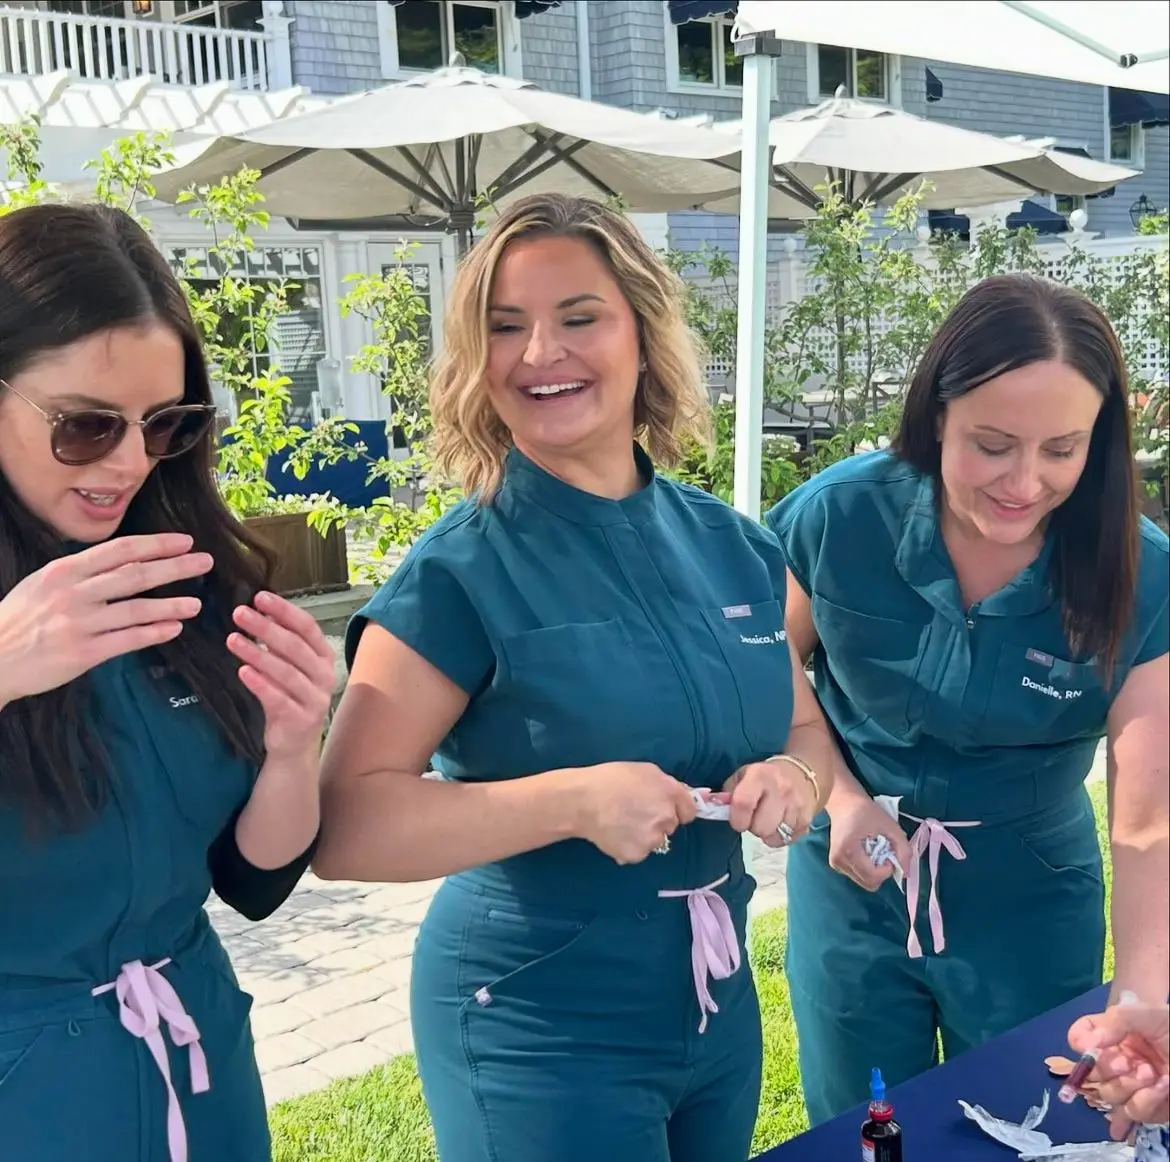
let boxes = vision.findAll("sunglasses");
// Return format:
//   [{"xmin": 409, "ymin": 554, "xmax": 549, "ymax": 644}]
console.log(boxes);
[{"xmin": 1, "ymin": 380, "xmax": 216, "ymax": 467}]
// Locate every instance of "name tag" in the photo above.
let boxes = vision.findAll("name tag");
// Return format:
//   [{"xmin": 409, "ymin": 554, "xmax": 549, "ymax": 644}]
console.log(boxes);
[
  {"xmin": 722, "ymin": 604, "xmax": 752, "ymax": 619},
  {"xmin": 1025, "ymin": 648, "xmax": 1055, "ymax": 668}
]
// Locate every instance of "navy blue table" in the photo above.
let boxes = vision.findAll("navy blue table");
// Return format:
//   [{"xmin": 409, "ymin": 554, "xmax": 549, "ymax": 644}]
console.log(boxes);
[{"xmin": 755, "ymin": 984, "xmax": 1112, "ymax": 1160}]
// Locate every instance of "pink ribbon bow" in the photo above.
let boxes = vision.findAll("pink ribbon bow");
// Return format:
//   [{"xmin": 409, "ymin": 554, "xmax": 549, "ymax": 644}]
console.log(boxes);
[
  {"xmin": 658, "ymin": 873, "xmax": 742, "ymax": 1033},
  {"xmin": 903, "ymin": 815, "xmax": 981, "ymax": 958},
  {"xmin": 92, "ymin": 958, "xmax": 210, "ymax": 1162}
]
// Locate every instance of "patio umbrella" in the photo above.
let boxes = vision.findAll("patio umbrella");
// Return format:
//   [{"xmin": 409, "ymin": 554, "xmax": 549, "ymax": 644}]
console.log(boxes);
[
  {"xmin": 702, "ymin": 90, "xmax": 1137, "ymax": 217},
  {"xmin": 724, "ymin": 0, "xmax": 1169, "ymax": 518},
  {"xmin": 150, "ymin": 56, "xmax": 765, "ymax": 254}
]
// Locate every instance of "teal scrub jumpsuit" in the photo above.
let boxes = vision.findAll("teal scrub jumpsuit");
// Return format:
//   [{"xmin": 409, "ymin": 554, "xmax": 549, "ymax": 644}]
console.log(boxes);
[
  {"xmin": 0, "ymin": 652, "xmax": 273, "ymax": 1161},
  {"xmin": 347, "ymin": 445, "xmax": 796, "ymax": 1162},
  {"xmin": 764, "ymin": 451, "xmax": 1170, "ymax": 1126}
]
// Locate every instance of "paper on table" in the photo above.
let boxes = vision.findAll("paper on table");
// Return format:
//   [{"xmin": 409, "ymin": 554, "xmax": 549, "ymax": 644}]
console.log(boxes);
[{"xmin": 959, "ymin": 1090, "xmax": 1133, "ymax": 1160}]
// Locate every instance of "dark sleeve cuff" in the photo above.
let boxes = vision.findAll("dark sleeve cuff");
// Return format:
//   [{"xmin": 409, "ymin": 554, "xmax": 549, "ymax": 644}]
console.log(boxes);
[{"xmin": 208, "ymin": 808, "xmax": 319, "ymax": 922}]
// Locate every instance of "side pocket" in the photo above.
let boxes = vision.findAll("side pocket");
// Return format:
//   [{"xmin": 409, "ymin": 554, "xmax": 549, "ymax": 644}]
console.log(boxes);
[
  {"xmin": 457, "ymin": 907, "xmax": 595, "ymax": 1009},
  {"xmin": 0, "ymin": 1026, "xmax": 46, "ymax": 1093}
]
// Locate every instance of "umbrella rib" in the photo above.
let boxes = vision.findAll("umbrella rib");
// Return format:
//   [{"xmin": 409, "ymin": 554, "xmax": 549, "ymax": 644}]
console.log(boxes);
[
  {"xmin": 984, "ymin": 162, "xmax": 1052, "ymax": 195},
  {"xmin": 396, "ymin": 144, "xmax": 457, "ymax": 204},
  {"xmin": 491, "ymin": 137, "xmax": 593, "ymax": 200},
  {"xmin": 527, "ymin": 130, "xmax": 617, "ymax": 198},
  {"xmin": 486, "ymin": 134, "xmax": 563, "ymax": 199},
  {"xmin": 865, "ymin": 172, "xmax": 921, "ymax": 203},
  {"xmin": 467, "ymin": 134, "xmax": 483, "ymax": 199},
  {"xmin": 257, "ymin": 147, "xmax": 315, "ymax": 180},
  {"xmin": 773, "ymin": 165, "xmax": 822, "ymax": 210},
  {"xmin": 346, "ymin": 148, "xmax": 453, "ymax": 212},
  {"xmin": 429, "ymin": 142, "xmax": 457, "ymax": 203}
]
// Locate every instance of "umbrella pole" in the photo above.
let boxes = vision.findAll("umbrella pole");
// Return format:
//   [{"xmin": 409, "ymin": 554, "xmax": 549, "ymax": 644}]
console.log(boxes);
[{"xmin": 732, "ymin": 33, "xmax": 782, "ymax": 521}]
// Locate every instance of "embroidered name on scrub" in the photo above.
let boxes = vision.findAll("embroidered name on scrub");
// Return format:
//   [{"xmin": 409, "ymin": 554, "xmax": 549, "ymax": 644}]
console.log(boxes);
[
  {"xmin": 741, "ymin": 630, "xmax": 787, "ymax": 646},
  {"xmin": 1021, "ymin": 676, "xmax": 1082, "ymax": 701}
]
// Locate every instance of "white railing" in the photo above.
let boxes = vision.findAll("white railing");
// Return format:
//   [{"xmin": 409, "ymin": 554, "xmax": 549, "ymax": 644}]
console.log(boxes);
[{"xmin": 0, "ymin": 6, "xmax": 271, "ymax": 91}]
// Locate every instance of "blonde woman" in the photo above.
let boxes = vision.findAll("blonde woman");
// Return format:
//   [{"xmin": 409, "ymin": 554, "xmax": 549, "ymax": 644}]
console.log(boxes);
[{"xmin": 315, "ymin": 194, "xmax": 835, "ymax": 1162}]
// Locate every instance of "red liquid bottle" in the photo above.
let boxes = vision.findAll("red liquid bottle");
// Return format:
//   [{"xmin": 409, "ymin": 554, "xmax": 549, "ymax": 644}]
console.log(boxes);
[{"xmin": 861, "ymin": 1068, "xmax": 903, "ymax": 1162}]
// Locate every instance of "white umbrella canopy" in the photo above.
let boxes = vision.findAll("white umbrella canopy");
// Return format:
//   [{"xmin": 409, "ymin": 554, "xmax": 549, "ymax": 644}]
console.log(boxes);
[
  {"xmin": 700, "ymin": 90, "xmax": 1137, "ymax": 217},
  {"xmin": 150, "ymin": 58, "xmax": 781, "ymax": 251},
  {"xmin": 735, "ymin": 1, "xmax": 1170, "ymax": 94}
]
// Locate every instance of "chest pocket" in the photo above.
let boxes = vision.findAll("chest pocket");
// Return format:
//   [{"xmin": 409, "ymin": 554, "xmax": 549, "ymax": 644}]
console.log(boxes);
[
  {"xmin": 699, "ymin": 600, "xmax": 794, "ymax": 757},
  {"xmin": 130, "ymin": 664, "xmax": 255, "ymax": 839},
  {"xmin": 979, "ymin": 645, "xmax": 1111, "ymax": 748},
  {"xmin": 812, "ymin": 595, "xmax": 927, "ymax": 737},
  {"xmin": 500, "ymin": 619, "xmax": 674, "ymax": 770}
]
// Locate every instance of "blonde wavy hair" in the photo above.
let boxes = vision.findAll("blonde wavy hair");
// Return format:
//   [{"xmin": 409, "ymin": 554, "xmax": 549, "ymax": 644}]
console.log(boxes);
[{"xmin": 430, "ymin": 193, "xmax": 712, "ymax": 501}]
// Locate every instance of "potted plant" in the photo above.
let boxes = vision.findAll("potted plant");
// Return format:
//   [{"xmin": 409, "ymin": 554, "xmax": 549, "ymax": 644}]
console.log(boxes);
[{"xmin": 216, "ymin": 371, "xmax": 356, "ymax": 597}]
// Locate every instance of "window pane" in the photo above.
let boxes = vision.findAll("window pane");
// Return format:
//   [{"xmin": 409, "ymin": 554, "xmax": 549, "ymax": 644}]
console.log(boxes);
[
  {"xmin": 818, "ymin": 45, "xmax": 849, "ymax": 97},
  {"xmin": 855, "ymin": 50, "xmax": 886, "ymax": 99},
  {"xmin": 1110, "ymin": 123, "xmax": 1134, "ymax": 161},
  {"xmin": 677, "ymin": 21, "xmax": 716, "ymax": 85},
  {"xmin": 722, "ymin": 23, "xmax": 743, "ymax": 87},
  {"xmin": 452, "ymin": 2, "xmax": 500, "ymax": 73},
  {"xmin": 396, "ymin": 0, "xmax": 445, "ymax": 71}
]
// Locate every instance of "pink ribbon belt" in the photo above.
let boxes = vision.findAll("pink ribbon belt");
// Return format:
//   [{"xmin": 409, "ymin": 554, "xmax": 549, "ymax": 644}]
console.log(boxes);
[
  {"xmin": 901, "ymin": 812, "xmax": 981, "ymax": 959},
  {"xmin": 92, "ymin": 958, "xmax": 210, "ymax": 1162},
  {"xmin": 658, "ymin": 873, "xmax": 742, "ymax": 1033}
]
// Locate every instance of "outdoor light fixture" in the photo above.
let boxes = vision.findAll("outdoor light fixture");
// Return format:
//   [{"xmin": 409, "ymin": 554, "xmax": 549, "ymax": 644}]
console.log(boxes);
[
  {"xmin": 132, "ymin": 0, "xmax": 154, "ymax": 16},
  {"xmin": 1129, "ymin": 193, "xmax": 1158, "ymax": 229}
]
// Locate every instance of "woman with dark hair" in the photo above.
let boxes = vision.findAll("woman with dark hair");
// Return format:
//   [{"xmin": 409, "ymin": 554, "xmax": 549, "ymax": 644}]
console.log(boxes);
[
  {"xmin": 0, "ymin": 203, "xmax": 335, "ymax": 1160},
  {"xmin": 765, "ymin": 273, "xmax": 1169, "ymax": 1124}
]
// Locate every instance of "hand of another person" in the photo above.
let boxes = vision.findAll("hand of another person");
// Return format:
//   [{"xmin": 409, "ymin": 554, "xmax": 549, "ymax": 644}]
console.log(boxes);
[
  {"xmin": 826, "ymin": 789, "xmax": 913, "ymax": 891},
  {"xmin": 1068, "ymin": 1001, "xmax": 1170, "ymax": 1139},
  {"xmin": 227, "ymin": 591, "xmax": 337, "ymax": 762},
  {"xmin": 722, "ymin": 757, "xmax": 819, "ymax": 848},
  {"xmin": 573, "ymin": 762, "xmax": 698, "ymax": 865},
  {"xmin": 0, "ymin": 533, "xmax": 211, "ymax": 706}
]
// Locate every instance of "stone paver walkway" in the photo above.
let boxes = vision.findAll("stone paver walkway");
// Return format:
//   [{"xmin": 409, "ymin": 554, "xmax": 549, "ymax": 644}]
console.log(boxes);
[{"xmin": 216, "ymin": 742, "xmax": 1106, "ymax": 1108}]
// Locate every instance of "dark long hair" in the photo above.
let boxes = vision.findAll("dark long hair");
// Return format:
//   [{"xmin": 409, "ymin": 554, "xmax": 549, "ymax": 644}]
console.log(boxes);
[
  {"xmin": 893, "ymin": 273, "xmax": 1137, "ymax": 680},
  {"xmin": 0, "ymin": 202, "xmax": 274, "ymax": 831}
]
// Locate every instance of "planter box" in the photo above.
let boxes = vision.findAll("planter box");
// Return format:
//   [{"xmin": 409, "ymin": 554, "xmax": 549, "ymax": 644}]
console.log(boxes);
[{"xmin": 243, "ymin": 513, "xmax": 349, "ymax": 599}]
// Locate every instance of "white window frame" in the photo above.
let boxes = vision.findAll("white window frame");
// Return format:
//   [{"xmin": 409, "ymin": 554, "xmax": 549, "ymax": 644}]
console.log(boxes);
[
  {"xmin": 377, "ymin": 0, "xmax": 524, "ymax": 81},
  {"xmin": 165, "ymin": 0, "xmax": 255, "ymax": 26},
  {"xmin": 806, "ymin": 43, "xmax": 902, "ymax": 108},
  {"xmin": 664, "ymin": 4, "xmax": 766, "ymax": 98},
  {"xmin": 1108, "ymin": 121, "xmax": 1145, "ymax": 166}
]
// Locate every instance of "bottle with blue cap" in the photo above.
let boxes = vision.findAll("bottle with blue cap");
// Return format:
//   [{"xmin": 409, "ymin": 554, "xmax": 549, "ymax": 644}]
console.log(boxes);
[{"xmin": 861, "ymin": 1067, "xmax": 903, "ymax": 1161}]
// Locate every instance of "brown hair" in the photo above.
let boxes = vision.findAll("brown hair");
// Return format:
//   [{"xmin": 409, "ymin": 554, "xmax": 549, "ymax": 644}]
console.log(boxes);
[
  {"xmin": 429, "ymin": 193, "xmax": 712, "ymax": 500},
  {"xmin": 893, "ymin": 273, "xmax": 1138, "ymax": 679},
  {"xmin": 0, "ymin": 202, "xmax": 274, "ymax": 830}
]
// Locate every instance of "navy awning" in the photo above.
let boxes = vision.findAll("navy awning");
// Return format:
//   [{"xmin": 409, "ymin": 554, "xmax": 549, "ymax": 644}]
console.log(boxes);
[
  {"xmin": 1110, "ymin": 87, "xmax": 1170, "ymax": 128},
  {"xmin": 387, "ymin": 0, "xmax": 560, "ymax": 17},
  {"xmin": 929, "ymin": 199, "xmax": 1070, "ymax": 240},
  {"xmin": 925, "ymin": 67, "xmax": 944, "ymax": 103},
  {"xmin": 668, "ymin": 1, "xmax": 738, "ymax": 23}
]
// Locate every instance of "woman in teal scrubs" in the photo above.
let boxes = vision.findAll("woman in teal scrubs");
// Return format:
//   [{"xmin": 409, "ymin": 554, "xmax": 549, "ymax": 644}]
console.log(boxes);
[
  {"xmin": 766, "ymin": 274, "xmax": 1169, "ymax": 1125},
  {"xmin": 0, "ymin": 204, "xmax": 335, "ymax": 1160},
  {"xmin": 316, "ymin": 193, "xmax": 837, "ymax": 1162}
]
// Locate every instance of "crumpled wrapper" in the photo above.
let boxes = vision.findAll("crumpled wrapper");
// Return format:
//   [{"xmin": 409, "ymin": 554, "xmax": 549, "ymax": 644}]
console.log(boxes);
[{"xmin": 959, "ymin": 1090, "xmax": 1134, "ymax": 1160}]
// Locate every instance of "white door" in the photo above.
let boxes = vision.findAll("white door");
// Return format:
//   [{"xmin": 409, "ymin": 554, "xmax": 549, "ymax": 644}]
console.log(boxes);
[{"xmin": 366, "ymin": 241, "xmax": 446, "ymax": 448}]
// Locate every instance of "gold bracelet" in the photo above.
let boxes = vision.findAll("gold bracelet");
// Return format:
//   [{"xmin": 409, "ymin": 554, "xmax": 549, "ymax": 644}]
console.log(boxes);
[{"xmin": 766, "ymin": 754, "xmax": 822, "ymax": 811}]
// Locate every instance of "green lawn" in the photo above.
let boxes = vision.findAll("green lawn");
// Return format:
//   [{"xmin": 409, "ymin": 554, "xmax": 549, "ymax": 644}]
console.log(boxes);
[{"xmin": 271, "ymin": 781, "xmax": 1112, "ymax": 1161}]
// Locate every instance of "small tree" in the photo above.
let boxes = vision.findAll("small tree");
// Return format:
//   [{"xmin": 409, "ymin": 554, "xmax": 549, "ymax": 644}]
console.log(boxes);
[{"xmin": 306, "ymin": 253, "xmax": 462, "ymax": 579}]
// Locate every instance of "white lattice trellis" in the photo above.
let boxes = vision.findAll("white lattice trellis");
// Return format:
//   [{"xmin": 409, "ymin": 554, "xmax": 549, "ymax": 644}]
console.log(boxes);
[{"xmin": 688, "ymin": 234, "xmax": 1167, "ymax": 389}]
